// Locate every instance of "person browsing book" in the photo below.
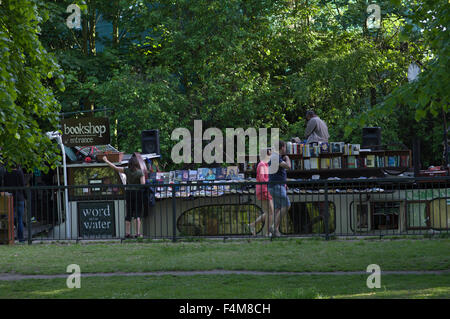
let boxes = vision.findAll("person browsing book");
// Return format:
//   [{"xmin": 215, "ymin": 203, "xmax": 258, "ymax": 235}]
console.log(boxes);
[
  {"xmin": 103, "ymin": 155, "xmax": 145, "ymax": 238},
  {"xmin": 304, "ymin": 110, "xmax": 329, "ymax": 144}
]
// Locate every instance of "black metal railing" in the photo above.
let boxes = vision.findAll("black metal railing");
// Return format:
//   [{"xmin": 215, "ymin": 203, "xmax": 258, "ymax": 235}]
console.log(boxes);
[{"xmin": 0, "ymin": 177, "xmax": 449, "ymax": 244}]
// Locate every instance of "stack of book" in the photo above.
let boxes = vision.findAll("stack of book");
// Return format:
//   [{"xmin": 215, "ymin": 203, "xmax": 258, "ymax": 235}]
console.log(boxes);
[
  {"xmin": 147, "ymin": 166, "xmax": 243, "ymax": 184},
  {"xmin": 286, "ymin": 142, "xmax": 303, "ymax": 155},
  {"xmin": 343, "ymin": 144, "xmax": 360, "ymax": 155}
]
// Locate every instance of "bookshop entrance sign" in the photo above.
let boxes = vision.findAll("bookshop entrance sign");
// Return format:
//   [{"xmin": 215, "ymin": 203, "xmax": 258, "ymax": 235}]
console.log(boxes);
[{"xmin": 61, "ymin": 117, "xmax": 110, "ymax": 147}]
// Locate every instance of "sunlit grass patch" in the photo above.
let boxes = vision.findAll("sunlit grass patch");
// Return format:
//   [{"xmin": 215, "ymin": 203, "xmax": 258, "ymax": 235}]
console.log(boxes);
[{"xmin": 0, "ymin": 274, "xmax": 448, "ymax": 299}]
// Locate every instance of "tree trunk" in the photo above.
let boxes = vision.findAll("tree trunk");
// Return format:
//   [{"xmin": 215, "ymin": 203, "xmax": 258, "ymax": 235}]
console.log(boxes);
[
  {"xmin": 82, "ymin": 9, "xmax": 88, "ymax": 55},
  {"xmin": 89, "ymin": 1, "xmax": 96, "ymax": 56},
  {"xmin": 370, "ymin": 87, "xmax": 377, "ymax": 106},
  {"xmin": 113, "ymin": 0, "xmax": 120, "ymax": 47}
]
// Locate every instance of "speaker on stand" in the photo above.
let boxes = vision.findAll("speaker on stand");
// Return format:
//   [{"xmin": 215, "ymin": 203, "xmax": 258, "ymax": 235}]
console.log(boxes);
[
  {"xmin": 362, "ymin": 127, "xmax": 382, "ymax": 150},
  {"xmin": 141, "ymin": 130, "xmax": 160, "ymax": 155}
]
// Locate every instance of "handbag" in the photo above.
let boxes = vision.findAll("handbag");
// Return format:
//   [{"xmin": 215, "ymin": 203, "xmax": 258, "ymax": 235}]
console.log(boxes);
[{"xmin": 146, "ymin": 184, "xmax": 156, "ymax": 207}]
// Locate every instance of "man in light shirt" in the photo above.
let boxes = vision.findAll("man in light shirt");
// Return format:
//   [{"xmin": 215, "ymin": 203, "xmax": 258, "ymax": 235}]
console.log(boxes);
[{"xmin": 304, "ymin": 110, "xmax": 329, "ymax": 144}]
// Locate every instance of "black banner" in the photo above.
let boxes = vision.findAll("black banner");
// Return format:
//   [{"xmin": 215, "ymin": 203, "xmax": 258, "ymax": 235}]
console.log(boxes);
[{"xmin": 78, "ymin": 201, "xmax": 115, "ymax": 237}]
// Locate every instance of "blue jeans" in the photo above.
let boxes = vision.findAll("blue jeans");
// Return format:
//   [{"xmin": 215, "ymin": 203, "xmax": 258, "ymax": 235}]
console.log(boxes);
[
  {"xmin": 268, "ymin": 184, "xmax": 291, "ymax": 210},
  {"xmin": 14, "ymin": 200, "xmax": 24, "ymax": 242}
]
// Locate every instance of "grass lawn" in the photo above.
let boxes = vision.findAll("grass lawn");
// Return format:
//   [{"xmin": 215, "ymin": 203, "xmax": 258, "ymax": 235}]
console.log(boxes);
[
  {"xmin": 0, "ymin": 274, "xmax": 449, "ymax": 299},
  {"xmin": 0, "ymin": 238, "xmax": 448, "ymax": 299},
  {"xmin": 0, "ymin": 238, "xmax": 448, "ymax": 275}
]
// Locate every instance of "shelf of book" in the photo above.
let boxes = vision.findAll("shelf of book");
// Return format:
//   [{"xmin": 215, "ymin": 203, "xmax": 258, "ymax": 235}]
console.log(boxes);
[{"xmin": 241, "ymin": 149, "xmax": 411, "ymax": 179}]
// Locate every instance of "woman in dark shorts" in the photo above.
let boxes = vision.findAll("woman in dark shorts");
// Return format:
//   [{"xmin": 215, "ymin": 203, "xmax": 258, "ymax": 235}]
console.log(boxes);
[{"xmin": 103, "ymin": 155, "xmax": 145, "ymax": 238}]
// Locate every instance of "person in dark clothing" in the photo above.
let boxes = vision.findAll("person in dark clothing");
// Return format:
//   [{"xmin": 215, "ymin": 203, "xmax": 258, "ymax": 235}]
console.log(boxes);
[
  {"xmin": 103, "ymin": 155, "xmax": 145, "ymax": 238},
  {"xmin": 268, "ymin": 141, "xmax": 291, "ymax": 237},
  {"xmin": 3, "ymin": 165, "xmax": 27, "ymax": 242}
]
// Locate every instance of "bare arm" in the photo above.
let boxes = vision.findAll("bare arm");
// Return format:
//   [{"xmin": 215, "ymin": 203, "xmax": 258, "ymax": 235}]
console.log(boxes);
[
  {"xmin": 103, "ymin": 156, "xmax": 125, "ymax": 173},
  {"xmin": 280, "ymin": 155, "xmax": 291, "ymax": 169}
]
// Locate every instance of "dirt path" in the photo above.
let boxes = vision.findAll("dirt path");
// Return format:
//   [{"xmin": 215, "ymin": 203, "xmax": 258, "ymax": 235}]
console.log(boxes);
[{"xmin": 0, "ymin": 269, "xmax": 449, "ymax": 281}]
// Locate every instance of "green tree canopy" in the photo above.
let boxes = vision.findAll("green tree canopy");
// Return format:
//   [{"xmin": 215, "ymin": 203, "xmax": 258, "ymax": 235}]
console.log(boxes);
[
  {"xmin": 33, "ymin": 0, "xmax": 449, "ymax": 169},
  {"xmin": 0, "ymin": 0, "xmax": 64, "ymax": 171}
]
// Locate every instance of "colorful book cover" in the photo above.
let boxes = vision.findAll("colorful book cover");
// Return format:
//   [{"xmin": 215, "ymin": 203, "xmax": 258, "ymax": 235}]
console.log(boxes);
[
  {"xmin": 348, "ymin": 144, "xmax": 353, "ymax": 155},
  {"xmin": 226, "ymin": 166, "xmax": 239, "ymax": 179},
  {"xmin": 376, "ymin": 156, "xmax": 385, "ymax": 167},
  {"xmin": 347, "ymin": 156, "xmax": 357, "ymax": 168},
  {"xmin": 352, "ymin": 144, "xmax": 360, "ymax": 155},
  {"xmin": 286, "ymin": 142, "xmax": 293, "ymax": 154},
  {"xmin": 291, "ymin": 159, "xmax": 302, "ymax": 170},
  {"xmin": 319, "ymin": 142, "xmax": 330, "ymax": 154},
  {"xmin": 298, "ymin": 144, "xmax": 304, "ymax": 156},
  {"xmin": 357, "ymin": 157, "xmax": 366, "ymax": 168},
  {"xmin": 161, "ymin": 172, "xmax": 170, "ymax": 184},
  {"xmin": 175, "ymin": 170, "xmax": 183, "ymax": 182},
  {"xmin": 331, "ymin": 142, "xmax": 344, "ymax": 153},
  {"xmin": 156, "ymin": 172, "xmax": 164, "ymax": 182},
  {"xmin": 179, "ymin": 182, "xmax": 188, "ymax": 192},
  {"xmin": 189, "ymin": 169, "xmax": 198, "ymax": 181},
  {"xmin": 310, "ymin": 145, "xmax": 320, "ymax": 157},
  {"xmin": 310, "ymin": 158, "xmax": 319, "ymax": 170},
  {"xmin": 169, "ymin": 171, "xmax": 175, "ymax": 183},
  {"xmin": 303, "ymin": 144, "xmax": 311, "ymax": 157},
  {"xmin": 147, "ymin": 172, "xmax": 157, "ymax": 183},
  {"xmin": 344, "ymin": 144, "xmax": 350, "ymax": 155},
  {"xmin": 248, "ymin": 162, "xmax": 257, "ymax": 171},
  {"xmin": 332, "ymin": 157, "xmax": 341, "ymax": 169},
  {"xmin": 303, "ymin": 159, "xmax": 311, "ymax": 170},
  {"xmin": 320, "ymin": 158, "xmax": 331, "ymax": 169},
  {"xmin": 366, "ymin": 155, "xmax": 375, "ymax": 168},
  {"xmin": 387, "ymin": 156, "xmax": 397, "ymax": 167},
  {"xmin": 205, "ymin": 168, "xmax": 216, "ymax": 180},
  {"xmin": 197, "ymin": 168, "xmax": 207, "ymax": 180},
  {"xmin": 400, "ymin": 155, "xmax": 409, "ymax": 167},
  {"xmin": 182, "ymin": 170, "xmax": 189, "ymax": 182},
  {"xmin": 215, "ymin": 167, "xmax": 226, "ymax": 180}
]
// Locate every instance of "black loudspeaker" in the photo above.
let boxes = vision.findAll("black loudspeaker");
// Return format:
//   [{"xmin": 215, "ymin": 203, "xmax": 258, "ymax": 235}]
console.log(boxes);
[
  {"xmin": 141, "ymin": 130, "xmax": 160, "ymax": 155},
  {"xmin": 362, "ymin": 127, "xmax": 382, "ymax": 150}
]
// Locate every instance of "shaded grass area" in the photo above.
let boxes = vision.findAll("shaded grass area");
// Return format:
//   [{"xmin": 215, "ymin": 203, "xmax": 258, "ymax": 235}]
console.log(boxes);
[
  {"xmin": 0, "ymin": 239, "xmax": 449, "ymax": 275},
  {"xmin": 0, "ymin": 274, "xmax": 449, "ymax": 299}
]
